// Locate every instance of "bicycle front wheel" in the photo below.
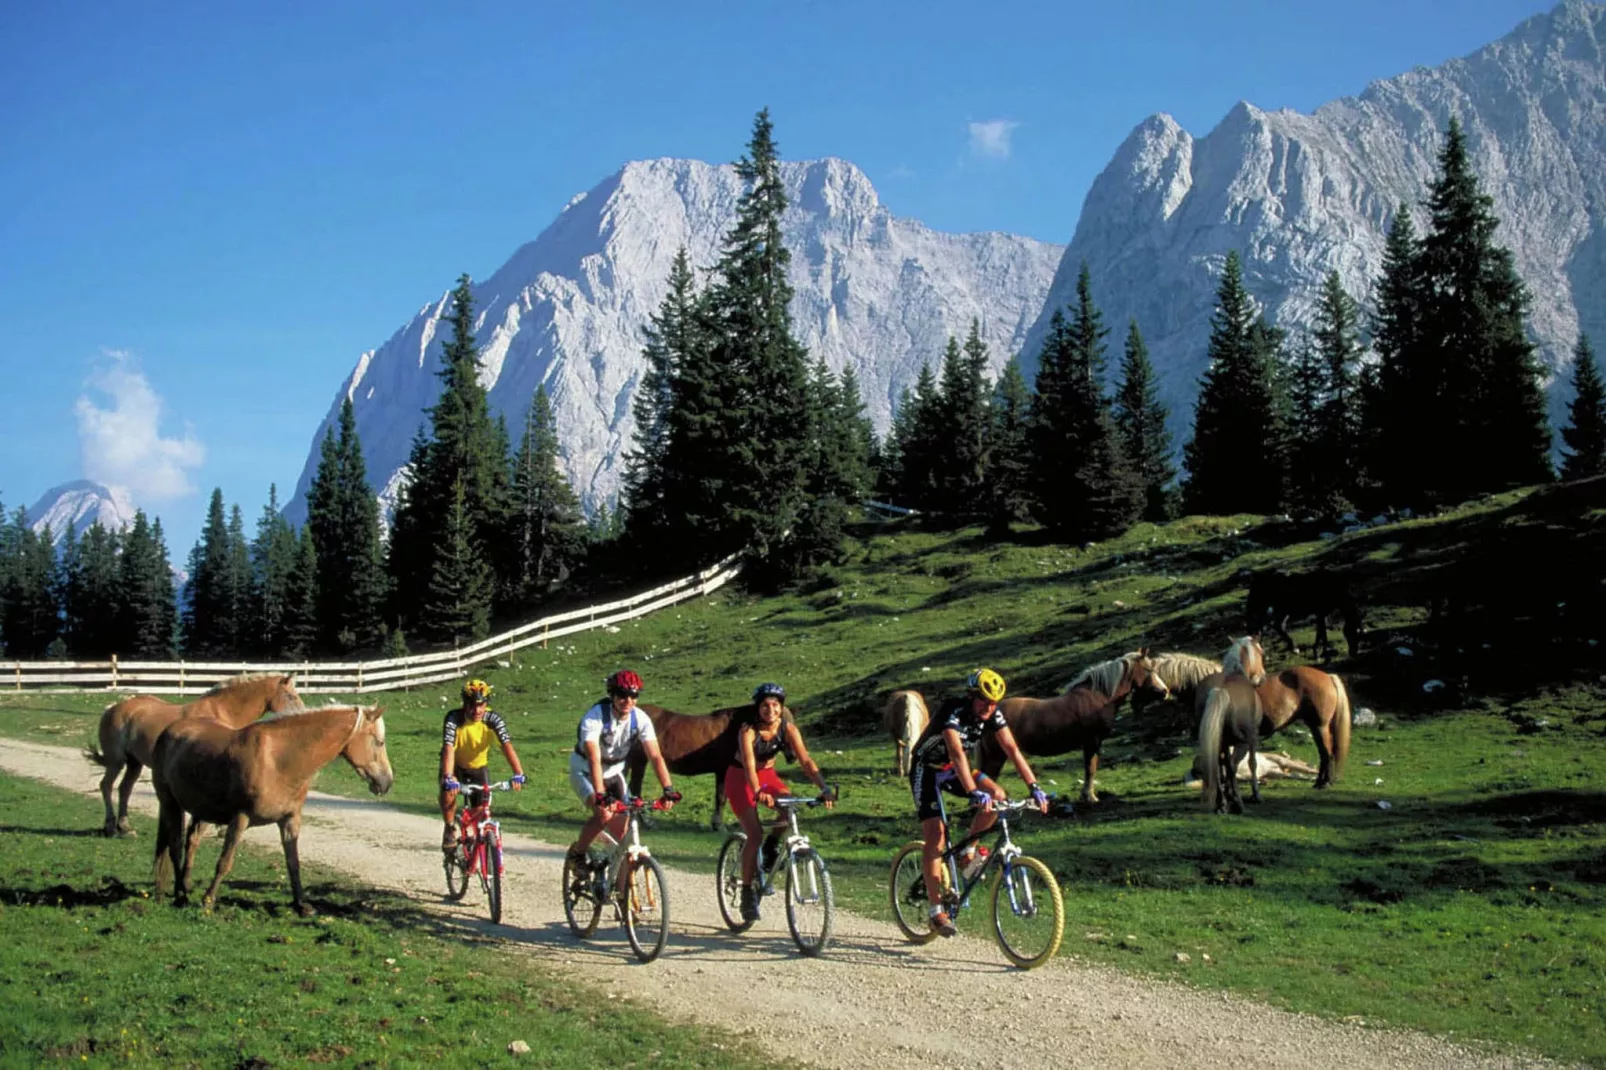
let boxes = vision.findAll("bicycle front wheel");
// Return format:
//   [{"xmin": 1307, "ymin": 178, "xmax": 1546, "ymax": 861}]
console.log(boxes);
[
  {"xmin": 484, "ymin": 840, "xmax": 503, "ymax": 924},
  {"xmin": 562, "ymin": 851, "xmax": 601, "ymax": 938},
  {"xmin": 991, "ymin": 854, "xmax": 1064, "ymax": 969},
  {"xmin": 622, "ymin": 855, "xmax": 670, "ymax": 963},
  {"xmin": 715, "ymin": 833, "xmax": 752, "ymax": 933},
  {"xmin": 888, "ymin": 841, "xmax": 940, "ymax": 944},
  {"xmin": 444, "ymin": 843, "xmax": 469, "ymax": 901},
  {"xmin": 785, "ymin": 848, "xmax": 834, "ymax": 957}
]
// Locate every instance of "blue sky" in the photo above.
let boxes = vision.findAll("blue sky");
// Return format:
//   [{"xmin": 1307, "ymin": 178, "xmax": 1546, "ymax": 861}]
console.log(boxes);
[{"xmin": 0, "ymin": 0, "xmax": 1560, "ymax": 554}]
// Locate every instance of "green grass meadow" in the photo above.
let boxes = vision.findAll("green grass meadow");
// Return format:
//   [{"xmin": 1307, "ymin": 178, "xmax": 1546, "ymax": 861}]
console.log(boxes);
[{"xmin": 2, "ymin": 480, "xmax": 1603, "ymax": 1064}]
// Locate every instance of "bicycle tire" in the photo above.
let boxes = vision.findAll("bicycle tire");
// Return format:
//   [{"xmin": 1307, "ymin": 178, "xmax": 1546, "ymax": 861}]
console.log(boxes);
[
  {"xmin": 888, "ymin": 841, "xmax": 940, "ymax": 944},
  {"xmin": 715, "ymin": 833, "xmax": 752, "ymax": 933},
  {"xmin": 784, "ymin": 848, "xmax": 834, "ymax": 957},
  {"xmin": 484, "ymin": 840, "xmax": 503, "ymax": 925},
  {"xmin": 562, "ymin": 851, "xmax": 602, "ymax": 938},
  {"xmin": 990, "ymin": 854, "xmax": 1064, "ymax": 969},
  {"xmin": 622, "ymin": 855, "xmax": 670, "ymax": 963},
  {"xmin": 443, "ymin": 841, "xmax": 470, "ymax": 901}
]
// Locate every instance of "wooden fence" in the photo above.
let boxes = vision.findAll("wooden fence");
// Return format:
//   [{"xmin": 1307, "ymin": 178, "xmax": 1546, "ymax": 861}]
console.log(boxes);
[{"xmin": 6, "ymin": 553, "xmax": 743, "ymax": 695}]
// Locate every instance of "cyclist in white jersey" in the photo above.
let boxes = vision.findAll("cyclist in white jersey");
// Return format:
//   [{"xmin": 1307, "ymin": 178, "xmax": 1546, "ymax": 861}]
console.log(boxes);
[{"xmin": 566, "ymin": 669, "xmax": 679, "ymax": 869}]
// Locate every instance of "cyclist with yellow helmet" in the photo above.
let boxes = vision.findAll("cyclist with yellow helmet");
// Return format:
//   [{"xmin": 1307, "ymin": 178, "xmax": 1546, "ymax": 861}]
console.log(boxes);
[
  {"xmin": 907, "ymin": 668, "xmax": 1048, "ymax": 936},
  {"xmin": 439, "ymin": 679, "xmax": 526, "ymax": 850}
]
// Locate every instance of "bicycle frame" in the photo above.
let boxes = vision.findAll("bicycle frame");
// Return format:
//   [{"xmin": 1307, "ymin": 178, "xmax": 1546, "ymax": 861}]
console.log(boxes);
[
  {"xmin": 754, "ymin": 797, "xmax": 819, "ymax": 895},
  {"xmin": 456, "ymin": 784, "xmax": 505, "ymax": 879},
  {"xmin": 933, "ymin": 796, "xmax": 1032, "ymax": 914},
  {"xmin": 592, "ymin": 798, "xmax": 664, "ymax": 899}
]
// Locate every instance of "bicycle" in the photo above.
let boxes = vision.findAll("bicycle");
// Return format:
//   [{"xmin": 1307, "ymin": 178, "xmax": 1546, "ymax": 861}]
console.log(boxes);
[
  {"xmin": 888, "ymin": 797, "xmax": 1064, "ymax": 969},
  {"xmin": 714, "ymin": 794, "xmax": 835, "ymax": 956},
  {"xmin": 443, "ymin": 780, "xmax": 510, "ymax": 924},
  {"xmin": 560, "ymin": 797, "xmax": 672, "ymax": 963}
]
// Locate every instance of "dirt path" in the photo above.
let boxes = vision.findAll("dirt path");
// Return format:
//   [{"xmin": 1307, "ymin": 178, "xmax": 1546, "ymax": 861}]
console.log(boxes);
[{"xmin": 1, "ymin": 739, "xmax": 1564, "ymax": 1070}]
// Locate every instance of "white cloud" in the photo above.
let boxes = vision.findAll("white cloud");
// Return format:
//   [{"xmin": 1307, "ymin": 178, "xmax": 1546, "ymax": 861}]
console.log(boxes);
[
  {"xmin": 968, "ymin": 119, "xmax": 1020, "ymax": 159},
  {"xmin": 74, "ymin": 351, "xmax": 205, "ymax": 505}
]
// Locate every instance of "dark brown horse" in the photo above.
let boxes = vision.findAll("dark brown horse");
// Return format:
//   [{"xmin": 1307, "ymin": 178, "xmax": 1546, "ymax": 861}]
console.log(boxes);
[
  {"xmin": 1195, "ymin": 637, "xmax": 1269, "ymax": 813},
  {"xmin": 1256, "ymin": 665, "xmax": 1353, "ymax": 788},
  {"xmin": 977, "ymin": 651, "xmax": 1165, "ymax": 803},
  {"xmin": 1246, "ymin": 569, "xmax": 1364, "ymax": 659},
  {"xmin": 626, "ymin": 704, "xmax": 789, "ymax": 830},
  {"xmin": 152, "ymin": 703, "xmax": 393, "ymax": 915}
]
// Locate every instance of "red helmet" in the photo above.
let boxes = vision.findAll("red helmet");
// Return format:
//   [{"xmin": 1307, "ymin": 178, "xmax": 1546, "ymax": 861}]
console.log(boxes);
[{"xmin": 607, "ymin": 670, "xmax": 643, "ymax": 698}]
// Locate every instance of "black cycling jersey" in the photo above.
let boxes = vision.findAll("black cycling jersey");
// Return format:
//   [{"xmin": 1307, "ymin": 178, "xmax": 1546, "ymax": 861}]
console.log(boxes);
[
  {"xmin": 910, "ymin": 696, "xmax": 1006, "ymax": 768},
  {"xmin": 731, "ymin": 722, "xmax": 792, "ymax": 768}
]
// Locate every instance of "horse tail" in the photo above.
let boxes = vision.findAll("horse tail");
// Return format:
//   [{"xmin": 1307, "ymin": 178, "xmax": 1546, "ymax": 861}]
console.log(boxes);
[
  {"xmin": 1197, "ymin": 688, "xmax": 1230, "ymax": 811},
  {"xmin": 86, "ymin": 701, "xmax": 121, "ymax": 768},
  {"xmin": 1330, "ymin": 674, "xmax": 1352, "ymax": 782}
]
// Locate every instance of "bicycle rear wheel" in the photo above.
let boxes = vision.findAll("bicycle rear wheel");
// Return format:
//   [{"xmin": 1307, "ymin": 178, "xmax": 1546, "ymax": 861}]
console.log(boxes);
[
  {"xmin": 484, "ymin": 840, "xmax": 503, "ymax": 924},
  {"xmin": 622, "ymin": 855, "xmax": 670, "ymax": 963},
  {"xmin": 784, "ymin": 848, "xmax": 834, "ymax": 957},
  {"xmin": 443, "ymin": 842, "xmax": 470, "ymax": 901},
  {"xmin": 715, "ymin": 833, "xmax": 752, "ymax": 933},
  {"xmin": 562, "ymin": 851, "xmax": 602, "ymax": 938},
  {"xmin": 990, "ymin": 854, "xmax": 1064, "ymax": 969},
  {"xmin": 888, "ymin": 841, "xmax": 940, "ymax": 944}
]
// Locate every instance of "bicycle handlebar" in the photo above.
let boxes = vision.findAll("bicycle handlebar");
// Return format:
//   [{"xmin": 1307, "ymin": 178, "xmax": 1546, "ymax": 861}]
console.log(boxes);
[
  {"xmin": 772, "ymin": 794, "xmax": 833, "ymax": 810},
  {"xmin": 965, "ymin": 796, "xmax": 1054, "ymax": 815},
  {"xmin": 606, "ymin": 797, "xmax": 672, "ymax": 814},
  {"xmin": 460, "ymin": 781, "xmax": 513, "ymax": 797}
]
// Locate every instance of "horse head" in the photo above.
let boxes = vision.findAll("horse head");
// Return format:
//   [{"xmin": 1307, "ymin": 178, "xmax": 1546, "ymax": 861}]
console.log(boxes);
[
  {"xmin": 1129, "ymin": 648, "xmax": 1170, "ymax": 702},
  {"xmin": 1224, "ymin": 636, "xmax": 1267, "ymax": 686},
  {"xmin": 341, "ymin": 706, "xmax": 394, "ymax": 795},
  {"xmin": 269, "ymin": 674, "xmax": 305, "ymax": 715}
]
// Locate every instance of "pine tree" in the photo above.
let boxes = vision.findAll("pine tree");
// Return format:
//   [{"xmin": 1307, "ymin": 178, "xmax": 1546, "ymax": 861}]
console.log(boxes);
[
  {"xmin": 1364, "ymin": 204, "xmax": 1427, "ymax": 502},
  {"xmin": 983, "ymin": 356, "xmax": 1034, "ymax": 533},
  {"xmin": 894, "ymin": 362, "xmax": 944, "ymax": 511},
  {"xmin": 308, "ymin": 398, "xmax": 387, "ymax": 651},
  {"xmin": 60, "ymin": 522, "xmax": 120, "ymax": 656},
  {"xmin": 1560, "ymin": 333, "xmax": 1606, "ymax": 480},
  {"xmin": 1112, "ymin": 320, "xmax": 1175, "ymax": 521},
  {"xmin": 247, "ymin": 485, "xmax": 299, "ymax": 657},
  {"xmin": 1183, "ymin": 252, "xmax": 1285, "ymax": 515},
  {"xmin": 1309, "ymin": 271, "xmax": 1363, "ymax": 511},
  {"xmin": 182, "ymin": 489, "xmax": 235, "ymax": 657},
  {"xmin": 879, "ymin": 386, "xmax": 913, "ymax": 498},
  {"xmin": 932, "ymin": 322, "xmax": 993, "ymax": 515},
  {"xmin": 282, "ymin": 524, "xmax": 319, "ymax": 660},
  {"xmin": 115, "ymin": 511, "xmax": 176, "ymax": 659},
  {"xmin": 509, "ymin": 383, "xmax": 585, "ymax": 605},
  {"xmin": 837, "ymin": 363, "xmax": 877, "ymax": 499},
  {"xmin": 0, "ymin": 510, "xmax": 59, "ymax": 658},
  {"xmin": 624, "ymin": 248, "xmax": 699, "ymax": 536},
  {"xmin": 424, "ymin": 477, "xmax": 493, "ymax": 643},
  {"xmin": 1282, "ymin": 335, "xmax": 1329, "ymax": 517}
]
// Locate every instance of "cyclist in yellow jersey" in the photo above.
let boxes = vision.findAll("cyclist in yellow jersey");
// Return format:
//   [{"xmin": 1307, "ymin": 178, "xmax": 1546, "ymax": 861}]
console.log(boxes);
[{"xmin": 440, "ymin": 679, "xmax": 526, "ymax": 849}]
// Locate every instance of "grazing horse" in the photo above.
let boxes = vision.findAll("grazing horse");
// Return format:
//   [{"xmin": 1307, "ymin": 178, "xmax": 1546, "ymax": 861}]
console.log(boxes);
[
  {"xmin": 1256, "ymin": 665, "xmax": 1353, "ymax": 789},
  {"xmin": 87, "ymin": 673, "xmax": 304, "ymax": 837},
  {"xmin": 626, "ymin": 704, "xmax": 783, "ymax": 830},
  {"xmin": 882, "ymin": 690, "xmax": 930, "ymax": 776},
  {"xmin": 1246, "ymin": 569, "xmax": 1364, "ymax": 659},
  {"xmin": 151, "ymin": 703, "xmax": 392, "ymax": 915},
  {"xmin": 977, "ymin": 650, "xmax": 1166, "ymax": 803},
  {"xmin": 1129, "ymin": 652, "xmax": 1223, "ymax": 718},
  {"xmin": 1196, "ymin": 637, "xmax": 1269, "ymax": 813}
]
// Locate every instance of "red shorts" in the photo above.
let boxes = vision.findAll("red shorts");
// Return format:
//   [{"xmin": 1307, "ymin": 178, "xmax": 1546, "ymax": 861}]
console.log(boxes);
[{"xmin": 725, "ymin": 765, "xmax": 790, "ymax": 817}]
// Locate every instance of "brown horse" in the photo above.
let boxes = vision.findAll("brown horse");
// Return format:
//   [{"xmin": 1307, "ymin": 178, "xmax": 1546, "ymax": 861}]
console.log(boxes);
[
  {"xmin": 977, "ymin": 651, "xmax": 1166, "ymax": 803},
  {"xmin": 87, "ymin": 673, "xmax": 304, "ymax": 837},
  {"xmin": 1195, "ymin": 637, "xmax": 1269, "ymax": 813},
  {"xmin": 882, "ymin": 690, "xmax": 929, "ymax": 776},
  {"xmin": 151, "ymin": 703, "xmax": 393, "ymax": 915},
  {"xmin": 1256, "ymin": 665, "xmax": 1353, "ymax": 788},
  {"xmin": 626, "ymin": 704, "xmax": 778, "ymax": 830}
]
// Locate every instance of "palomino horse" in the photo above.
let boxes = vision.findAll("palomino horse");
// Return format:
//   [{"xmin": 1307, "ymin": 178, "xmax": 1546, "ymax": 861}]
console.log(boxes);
[
  {"xmin": 1246, "ymin": 569, "xmax": 1364, "ymax": 659},
  {"xmin": 1256, "ymin": 665, "xmax": 1353, "ymax": 789},
  {"xmin": 882, "ymin": 690, "xmax": 929, "ymax": 776},
  {"xmin": 625, "ymin": 704, "xmax": 785, "ymax": 830},
  {"xmin": 151, "ymin": 703, "xmax": 393, "ymax": 915},
  {"xmin": 1196, "ymin": 637, "xmax": 1268, "ymax": 813},
  {"xmin": 87, "ymin": 673, "xmax": 304, "ymax": 837},
  {"xmin": 1129, "ymin": 652, "xmax": 1223, "ymax": 718},
  {"xmin": 977, "ymin": 650, "xmax": 1166, "ymax": 803}
]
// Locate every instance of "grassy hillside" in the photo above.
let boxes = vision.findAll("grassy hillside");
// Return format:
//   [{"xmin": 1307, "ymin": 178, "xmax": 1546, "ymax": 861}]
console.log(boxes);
[{"xmin": 3, "ymin": 477, "xmax": 1602, "ymax": 1064}]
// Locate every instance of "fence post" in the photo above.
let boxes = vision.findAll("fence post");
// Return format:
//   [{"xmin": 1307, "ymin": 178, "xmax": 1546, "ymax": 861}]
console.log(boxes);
[
  {"xmin": 357, "ymin": 660, "xmax": 364, "ymax": 694},
  {"xmin": 12, "ymin": 662, "xmax": 18, "ymax": 692},
  {"xmin": 111, "ymin": 653, "xmax": 119, "ymax": 691},
  {"xmin": 179, "ymin": 660, "xmax": 186, "ymax": 695}
]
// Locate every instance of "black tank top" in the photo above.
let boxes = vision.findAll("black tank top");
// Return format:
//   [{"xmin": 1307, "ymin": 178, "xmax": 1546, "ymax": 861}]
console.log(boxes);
[{"xmin": 732, "ymin": 724, "xmax": 790, "ymax": 768}]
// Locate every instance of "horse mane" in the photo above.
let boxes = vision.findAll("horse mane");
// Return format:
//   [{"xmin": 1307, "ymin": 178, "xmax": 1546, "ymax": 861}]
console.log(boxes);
[
  {"xmin": 1223, "ymin": 638, "xmax": 1257, "ymax": 677},
  {"xmin": 1062, "ymin": 654, "xmax": 1137, "ymax": 696},
  {"xmin": 201, "ymin": 671, "xmax": 283, "ymax": 697},
  {"xmin": 268, "ymin": 701, "xmax": 375, "ymax": 720},
  {"xmin": 1151, "ymin": 653, "xmax": 1222, "ymax": 691}
]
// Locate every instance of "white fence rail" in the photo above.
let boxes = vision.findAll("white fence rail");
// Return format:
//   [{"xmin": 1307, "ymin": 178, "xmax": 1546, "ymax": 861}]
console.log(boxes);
[{"xmin": 6, "ymin": 553, "xmax": 743, "ymax": 695}]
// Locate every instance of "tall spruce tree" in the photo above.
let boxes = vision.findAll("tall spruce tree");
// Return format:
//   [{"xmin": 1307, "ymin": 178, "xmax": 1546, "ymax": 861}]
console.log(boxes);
[
  {"xmin": 1183, "ymin": 252, "xmax": 1285, "ymax": 515},
  {"xmin": 424, "ymin": 477, "xmax": 493, "ymax": 643},
  {"xmin": 60, "ymin": 522, "xmax": 120, "ymax": 657},
  {"xmin": 932, "ymin": 322, "xmax": 993, "ymax": 516},
  {"xmin": 307, "ymin": 398, "xmax": 387, "ymax": 651},
  {"xmin": 1309, "ymin": 271, "xmax": 1363, "ymax": 511},
  {"xmin": 116, "ymin": 511, "xmax": 177, "ymax": 659},
  {"xmin": 282, "ymin": 524, "xmax": 319, "ymax": 659},
  {"xmin": 983, "ymin": 356, "xmax": 1034, "ymax": 533},
  {"xmin": 509, "ymin": 383, "xmax": 585, "ymax": 605},
  {"xmin": 837, "ymin": 363, "xmax": 877, "ymax": 498},
  {"xmin": 247, "ymin": 485, "xmax": 299, "ymax": 657},
  {"xmin": 893, "ymin": 362, "xmax": 944, "ymax": 511},
  {"xmin": 624, "ymin": 248, "xmax": 699, "ymax": 537},
  {"xmin": 1282, "ymin": 336, "xmax": 1329, "ymax": 517},
  {"xmin": 1364, "ymin": 204, "xmax": 1428, "ymax": 502},
  {"xmin": 183, "ymin": 489, "xmax": 238, "ymax": 656},
  {"xmin": 879, "ymin": 386, "xmax": 914, "ymax": 498},
  {"xmin": 1561, "ymin": 333, "xmax": 1606, "ymax": 480},
  {"xmin": 0, "ymin": 510, "xmax": 59, "ymax": 658},
  {"xmin": 1112, "ymin": 320, "xmax": 1175, "ymax": 521}
]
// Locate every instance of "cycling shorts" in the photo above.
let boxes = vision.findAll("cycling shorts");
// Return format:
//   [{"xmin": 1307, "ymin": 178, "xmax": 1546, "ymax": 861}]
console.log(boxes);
[
  {"xmin": 725, "ymin": 765, "xmax": 790, "ymax": 818},
  {"xmin": 568, "ymin": 752, "xmax": 630, "ymax": 807},
  {"xmin": 448, "ymin": 766, "xmax": 489, "ymax": 790},
  {"xmin": 910, "ymin": 762, "xmax": 968, "ymax": 822}
]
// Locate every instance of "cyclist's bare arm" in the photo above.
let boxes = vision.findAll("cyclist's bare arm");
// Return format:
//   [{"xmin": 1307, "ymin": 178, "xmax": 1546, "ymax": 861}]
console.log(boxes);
[
  {"xmin": 440, "ymin": 743, "xmax": 457, "ymax": 785},
  {"xmin": 643, "ymin": 738, "xmax": 675, "ymax": 800},
  {"xmin": 944, "ymin": 727, "xmax": 981, "ymax": 793},
  {"xmin": 585, "ymin": 739, "xmax": 607, "ymax": 799},
  {"xmin": 996, "ymin": 725, "xmax": 1036, "ymax": 793},
  {"xmin": 783, "ymin": 723, "xmax": 833, "ymax": 804},
  {"xmin": 499, "ymin": 740, "xmax": 525, "ymax": 789}
]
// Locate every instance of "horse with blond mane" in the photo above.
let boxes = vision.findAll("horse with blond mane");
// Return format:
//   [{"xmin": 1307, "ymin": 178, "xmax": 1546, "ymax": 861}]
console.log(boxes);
[
  {"xmin": 976, "ymin": 651, "xmax": 1166, "ymax": 803},
  {"xmin": 881, "ymin": 690, "xmax": 930, "ymax": 776},
  {"xmin": 1257, "ymin": 664, "xmax": 1353, "ymax": 789},
  {"xmin": 1196, "ymin": 637, "xmax": 1268, "ymax": 813},
  {"xmin": 1130, "ymin": 652, "xmax": 1223, "ymax": 718},
  {"xmin": 87, "ymin": 673, "xmax": 304, "ymax": 837},
  {"xmin": 152, "ymin": 703, "xmax": 392, "ymax": 915}
]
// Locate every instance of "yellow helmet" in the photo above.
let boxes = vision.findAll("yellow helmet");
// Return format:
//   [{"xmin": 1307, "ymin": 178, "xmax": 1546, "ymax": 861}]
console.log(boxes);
[
  {"xmin": 967, "ymin": 668, "xmax": 1006, "ymax": 702},
  {"xmin": 462, "ymin": 679, "xmax": 493, "ymax": 703}
]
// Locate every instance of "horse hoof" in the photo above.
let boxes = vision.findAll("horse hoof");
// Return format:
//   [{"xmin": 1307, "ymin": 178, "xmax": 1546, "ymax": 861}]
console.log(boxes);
[{"xmin": 295, "ymin": 903, "xmax": 317, "ymax": 918}]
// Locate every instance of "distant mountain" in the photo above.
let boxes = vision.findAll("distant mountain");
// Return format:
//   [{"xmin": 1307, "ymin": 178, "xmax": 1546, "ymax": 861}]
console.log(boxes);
[
  {"xmin": 286, "ymin": 157, "xmax": 1062, "ymax": 521},
  {"xmin": 1024, "ymin": 0, "xmax": 1606, "ymax": 439},
  {"xmin": 25, "ymin": 481, "xmax": 135, "ymax": 544}
]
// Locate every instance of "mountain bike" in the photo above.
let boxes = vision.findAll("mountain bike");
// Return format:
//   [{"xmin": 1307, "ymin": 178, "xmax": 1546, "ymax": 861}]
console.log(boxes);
[
  {"xmin": 714, "ymin": 794, "xmax": 835, "ymax": 956},
  {"xmin": 561, "ymin": 797, "xmax": 672, "ymax": 963},
  {"xmin": 888, "ymin": 797, "xmax": 1064, "ymax": 969},
  {"xmin": 443, "ymin": 780, "xmax": 510, "ymax": 924}
]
